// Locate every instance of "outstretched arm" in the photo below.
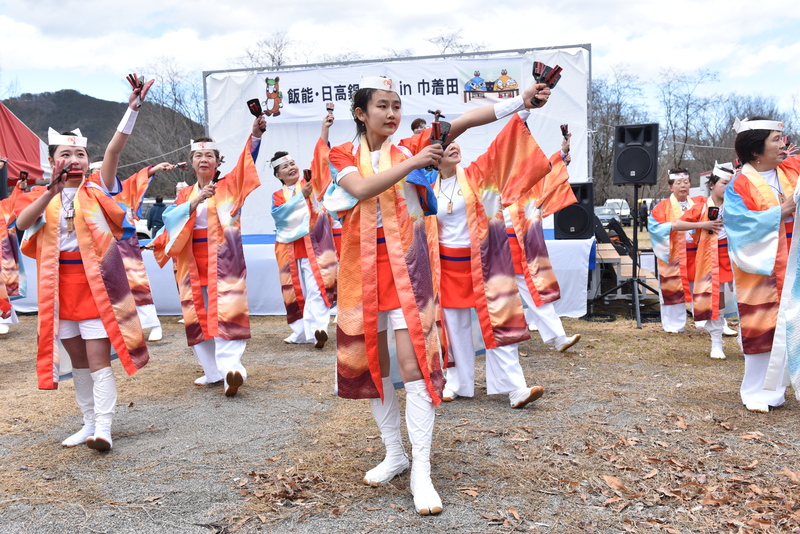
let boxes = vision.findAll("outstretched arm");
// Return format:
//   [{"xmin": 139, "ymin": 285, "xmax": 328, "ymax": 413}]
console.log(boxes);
[
  {"xmin": 446, "ymin": 82, "xmax": 551, "ymax": 142},
  {"xmin": 101, "ymin": 77, "xmax": 154, "ymax": 191}
]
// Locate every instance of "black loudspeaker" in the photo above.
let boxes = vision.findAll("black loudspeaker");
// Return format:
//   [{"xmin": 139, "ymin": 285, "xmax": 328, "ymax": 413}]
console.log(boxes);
[
  {"xmin": 554, "ymin": 182, "xmax": 594, "ymax": 239},
  {"xmin": 613, "ymin": 123, "xmax": 659, "ymax": 185}
]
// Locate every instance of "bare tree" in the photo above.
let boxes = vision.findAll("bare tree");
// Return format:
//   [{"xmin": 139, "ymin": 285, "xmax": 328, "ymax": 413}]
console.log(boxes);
[
  {"xmin": 590, "ymin": 66, "xmax": 654, "ymax": 205},
  {"xmin": 657, "ymin": 69, "xmax": 718, "ymax": 170},
  {"xmin": 0, "ymin": 66, "xmax": 20, "ymax": 100},
  {"xmin": 119, "ymin": 57, "xmax": 205, "ymax": 198},
  {"xmin": 234, "ymin": 31, "xmax": 293, "ymax": 69},
  {"xmin": 384, "ymin": 47, "xmax": 415, "ymax": 58},
  {"xmin": 427, "ymin": 27, "xmax": 485, "ymax": 55}
]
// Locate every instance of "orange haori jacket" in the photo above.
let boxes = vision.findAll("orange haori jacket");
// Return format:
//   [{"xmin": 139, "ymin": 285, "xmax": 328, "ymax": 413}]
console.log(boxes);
[
  {"xmin": 272, "ymin": 139, "xmax": 338, "ymax": 323},
  {"xmin": 680, "ymin": 198, "xmax": 728, "ymax": 321},
  {"xmin": 427, "ymin": 114, "xmax": 551, "ymax": 350},
  {"xmin": 724, "ymin": 158, "xmax": 799, "ymax": 354},
  {"xmin": 15, "ymin": 180, "xmax": 149, "ymax": 390},
  {"xmin": 0, "ymin": 183, "xmax": 26, "ymax": 318},
  {"xmin": 326, "ymin": 131, "xmax": 441, "ymax": 403},
  {"xmin": 648, "ymin": 194, "xmax": 704, "ymax": 305},
  {"xmin": 114, "ymin": 167, "xmax": 156, "ymax": 307},
  {"xmin": 153, "ymin": 137, "xmax": 260, "ymax": 346},
  {"xmin": 507, "ymin": 151, "xmax": 576, "ymax": 308}
]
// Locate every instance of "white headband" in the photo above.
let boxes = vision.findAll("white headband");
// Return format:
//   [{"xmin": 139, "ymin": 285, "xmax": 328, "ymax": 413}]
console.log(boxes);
[
  {"xmin": 270, "ymin": 155, "xmax": 294, "ymax": 170},
  {"xmin": 190, "ymin": 139, "xmax": 217, "ymax": 152},
  {"xmin": 711, "ymin": 161, "xmax": 733, "ymax": 180},
  {"xmin": 733, "ymin": 117, "xmax": 784, "ymax": 134},
  {"xmin": 48, "ymin": 127, "xmax": 87, "ymax": 148},
  {"xmin": 88, "ymin": 161, "xmax": 103, "ymax": 171},
  {"xmin": 669, "ymin": 172, "xmax": 690, "ymax": 181},
  {"xmin": 359, "ymin": 76, "xmax": 395, "ymax": 92}
]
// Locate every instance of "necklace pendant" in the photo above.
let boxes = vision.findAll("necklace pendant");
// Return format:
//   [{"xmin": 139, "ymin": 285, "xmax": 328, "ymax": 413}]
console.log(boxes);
[
  {"xmin": 447, "ymin": 201, "xmax": 453, "ymax": 214},
  {"xmin": 66, "ymin": 217, "xmax": 75, "ymax": 233}
]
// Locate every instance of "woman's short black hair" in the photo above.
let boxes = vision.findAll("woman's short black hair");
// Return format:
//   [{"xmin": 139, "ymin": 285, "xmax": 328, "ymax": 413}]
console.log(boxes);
[
  {"xmin": 734, "ymin": 116, "xmax": 775, "ymax": 164},
  {"xmin": 270, "ymin": 151, "xmax": 289, "ymax": 178}
]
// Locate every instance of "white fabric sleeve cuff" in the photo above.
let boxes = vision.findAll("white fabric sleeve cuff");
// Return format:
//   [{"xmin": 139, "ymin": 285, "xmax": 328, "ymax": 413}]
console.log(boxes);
[
  {"xmin": 117, "ymin": 108, "xmax": 138, "ymax": 135},
  {"xmin": 517, "ymin": 109, "xmax": 531, "ymax": 122},
  {"xmin": 334, "ymin": 166, "xmax": 358, "ymax": 184},
  {"xmin": 494, "ymin": 95, "xmax": 525, "ymax": 120}
]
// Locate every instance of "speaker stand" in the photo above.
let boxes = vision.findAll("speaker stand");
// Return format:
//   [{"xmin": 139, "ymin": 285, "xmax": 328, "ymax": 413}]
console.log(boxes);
[{"xmin": 591, "ymin": 184, "xmax": 658, "ymax": 328}]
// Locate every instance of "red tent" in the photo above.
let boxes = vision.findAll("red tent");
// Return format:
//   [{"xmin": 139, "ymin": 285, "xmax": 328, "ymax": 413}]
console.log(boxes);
[{"xmin": 0, "ymin": 102, "xmax": 51, "ymax": 190}]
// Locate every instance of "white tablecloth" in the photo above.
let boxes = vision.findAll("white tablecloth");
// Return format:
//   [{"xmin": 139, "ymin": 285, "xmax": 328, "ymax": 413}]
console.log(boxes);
[{"xmin": 14, "ymin": 237, "xmax": 593, "ymax": 318}]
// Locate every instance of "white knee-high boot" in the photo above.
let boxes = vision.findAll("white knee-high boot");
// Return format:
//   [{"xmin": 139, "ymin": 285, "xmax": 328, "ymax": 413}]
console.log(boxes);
[
  {"xmin": 364, "ymin": 377, "xmax": 409, "ymax": 485},
  {"xmin": 706, "ymin": 318, "xmax": 726, "ymax": 359},
  {"xmin": 404, "ymin": 379, "xmax": 442, "ymax": 515},
  {"xmin": 87, "ymin": 367, "xmax": 117, "ymax": 451},
  {"xmin": 62, "ymin": 368, "xmax": 95, "ymax": 447}
]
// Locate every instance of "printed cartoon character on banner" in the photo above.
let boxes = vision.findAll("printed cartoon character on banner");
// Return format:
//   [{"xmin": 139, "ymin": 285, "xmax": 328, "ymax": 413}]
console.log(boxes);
[
  {"xmin": 464, "ymin": 71, "xmax": 487, "ymax": 93},
  {"xmin": 263, "ymin": 77, "xmax": 283, "ymax": 117},
  {"xmin": 494, "ymin": 69, "xmax": 518, "ymax": 97}
]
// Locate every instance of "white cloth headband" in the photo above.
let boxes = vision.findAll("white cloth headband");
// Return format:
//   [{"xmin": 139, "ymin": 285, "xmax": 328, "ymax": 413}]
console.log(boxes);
[
  {"xmin": 88, "ymin": 161, "xmax": 103, "ymax": 171},
  {"xmin": 733, "ymin": 118, "xmax": 784, "ymax": 134},
  {"xmin": 360, "ymin": 76, "xmax": 395, "ymax": 92},
  {"xmin": 711, "ymin": 161, "xmax": 733, "ymax": 180},
  {"xmin": 669, "ymin": 172, "xmax": 690, "ymax": 181},
  {"xmin": 48, "ymin": 127, "xmax": 87, "ymax": 148},
  {"xmin": 190, "ymin": 139, "xmax": 217, "ymax": 151},
  {"xmin": 270, "ymin": 155, "xmax": 294, "ymax": 169}
]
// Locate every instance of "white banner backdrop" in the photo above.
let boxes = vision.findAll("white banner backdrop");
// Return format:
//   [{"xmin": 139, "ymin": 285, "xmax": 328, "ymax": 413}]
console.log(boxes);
[{"xmin": 205, "ymin": 47, "xmax": 590, "ymax": 235}]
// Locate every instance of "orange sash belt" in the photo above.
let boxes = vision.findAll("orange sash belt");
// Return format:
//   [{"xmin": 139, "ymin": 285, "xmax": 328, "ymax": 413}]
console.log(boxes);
[
  {"xmin": 293, "ymin": 237, "xmax": 308, "ymax": 260},
  {"xmin": 58, "ymin": 251, "xmax": 101, "ymax": 321},
  {"xmin": 377, "ymin": 227, "xmax": 401, "ymax": 311},
  {"xmin": 438, "ymin": 244, "xmax": 476, "ymax": 309},
  {"xmin": 507, "ymin": 230, "xmax": 524, "ymax": 275},
  {"xmin": 718, "ymin": 238, "xmax": 732, "ymax": 284},
  {"xmin": 686, "ymin": 242, "xmax": 698, "ymax": 283},
  {"xmin": 192, "ymin": 229, "xmax": 209, "ymax": 286}
]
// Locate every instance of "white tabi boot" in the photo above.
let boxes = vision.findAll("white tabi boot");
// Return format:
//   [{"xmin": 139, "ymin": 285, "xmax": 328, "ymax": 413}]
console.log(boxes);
[
  {"xmin": 404, "ymin": 379, "xmax": 443, "ymax": 515},
  {"xmin": 87, "ymin": 367, "xmax": 117, "ymax": 451},
  {"xmin": 61, "ymin": 368, "xmax": 95, "ymax": 447},
  {"xmin": 707, "ymin": 318, "xmax": 726, "ymax": 359},
  {"xmin": 364, "ymin": 377, "xmax": 409, "ymax": 486},
  {"xmin": 148, "ymin": 326, "xmax": 163, "ymax": 342}
]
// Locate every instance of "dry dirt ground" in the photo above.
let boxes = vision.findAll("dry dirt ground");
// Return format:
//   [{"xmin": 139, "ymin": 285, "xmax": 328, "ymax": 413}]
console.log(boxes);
[{"xmin": 1, "ymin": 311, "xmax": 799, "ymax": 534}]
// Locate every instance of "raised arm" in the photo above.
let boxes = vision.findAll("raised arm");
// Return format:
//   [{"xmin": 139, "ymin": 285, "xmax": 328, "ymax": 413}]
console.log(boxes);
[
  {"xmin": 101, "ymin": 77, "xmax": 154, "ymax": 191},
  {"xmin": 446, "ymin": 82, "xmax": 551, "ymax": 142}
]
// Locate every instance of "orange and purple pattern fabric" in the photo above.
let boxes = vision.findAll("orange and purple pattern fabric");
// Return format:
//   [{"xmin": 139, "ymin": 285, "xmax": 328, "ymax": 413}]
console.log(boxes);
[
  {"xmin": 427, "ymin": 114, "xmax": 550, "ymax": 349},
  {"xmin": 16, "ymin": 182, "xmax": 149, "ymax": 389},
  {"xmin": 272, "ymin": 138, "xmax": 338, "ymax": 324},
  {"xmin": 154, "ymin": 138, "xmax": 260, "ymax": 346},
  {"xmin": 649, "ymin": 195, "xmax": 702, "ymax": 305},
  {"xmin": 724, "ymin": 159, "xmax": 799, "ymax": 354},
  {"xmin": 0, "ymin": 183, "xmax": 25, "ymax": 318},
  {"xmin": 508, "ymin": 152, "xmax": 576, "ymax": 308},
  {"xmin": 327, "ymin": 133, "xmax": 441, "ymax": 403}
]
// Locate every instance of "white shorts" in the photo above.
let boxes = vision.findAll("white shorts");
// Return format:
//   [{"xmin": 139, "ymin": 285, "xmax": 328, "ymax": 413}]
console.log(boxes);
[
  {"xmin": 58, "ymin": 318, "xmax": 108, "ymax": 340},
  {"xmin": 377, "ymin": 308, "xmax": 407, "ymax": 332}
]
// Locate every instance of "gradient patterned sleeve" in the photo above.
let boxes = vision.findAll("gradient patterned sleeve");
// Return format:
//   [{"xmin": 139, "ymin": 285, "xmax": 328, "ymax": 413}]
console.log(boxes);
[
  {"xmin": 648, "ymin": 200, "xmax": 673, "ymax": 264},
  {"xmin": 271, "ymin": 189, "xmax": 310, "ymax": 244},
  {"xmin": 467, "ymin": 114, "xmax": 551, "ymax": 209},
  {"xmin": 724, "ymin": 177, "xmax": 781, "ymax": 276}
]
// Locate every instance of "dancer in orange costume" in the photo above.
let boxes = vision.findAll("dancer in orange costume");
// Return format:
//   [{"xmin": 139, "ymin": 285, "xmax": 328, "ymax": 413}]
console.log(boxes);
[
  {"xmin": 152, "ymin": 114, "xmax": 263, "ymax": 397},
  {"xmin": 724, "ymin": 117, "xmax": 797, "ymax": 412},
  {"xmin": 15, "ymin": 78, "xmax": 153, "ymax": 450},
  {"xmin": 324, "ymin": 75, "xmax": 550, "ymax": 515}
]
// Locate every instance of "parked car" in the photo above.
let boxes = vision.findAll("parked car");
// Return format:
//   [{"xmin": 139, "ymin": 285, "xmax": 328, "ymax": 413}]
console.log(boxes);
[
  {"xmin": 134, "ymin": 198, "xmax": 174, "ymax": 240},
  {"xmin": 604, "ymin": 199, "xmax": 632, "ymax": 226},
  {"xmin": 594, "ymin": 206, "xmax": 619, "ymax": 227}
]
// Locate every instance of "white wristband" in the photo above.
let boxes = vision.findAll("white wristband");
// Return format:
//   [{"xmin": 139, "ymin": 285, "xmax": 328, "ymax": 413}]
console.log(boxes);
[
  {"xmin": 117, "ymin": 108, "xmax": 138, "ymax": 135},
  {"xmin": 493, "ymin": 95, "xmax": 525, "ymax": 120}
]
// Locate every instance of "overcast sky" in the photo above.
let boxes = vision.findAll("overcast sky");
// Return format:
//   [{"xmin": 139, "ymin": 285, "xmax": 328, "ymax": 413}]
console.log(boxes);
[{"xmin": 2, "ymin": 0, "xmax": 799, "ymax": 114}]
